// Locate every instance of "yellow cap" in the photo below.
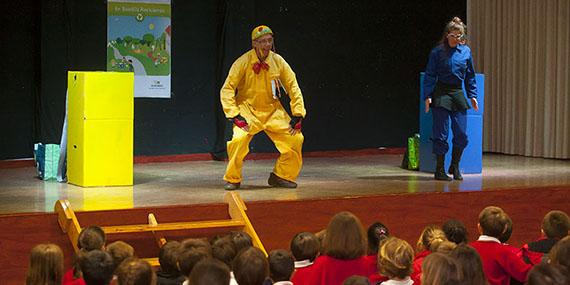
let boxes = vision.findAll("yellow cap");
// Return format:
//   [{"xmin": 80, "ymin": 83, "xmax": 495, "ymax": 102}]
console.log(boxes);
[{"xmin": 251, "ymin": 25, "xmax": 273, "ymax": 41}]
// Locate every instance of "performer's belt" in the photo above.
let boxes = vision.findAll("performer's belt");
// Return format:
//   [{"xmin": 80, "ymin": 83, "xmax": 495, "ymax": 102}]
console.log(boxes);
[{"xmin": 431, "ymin": 82, "xmax": 470, "ymax": 112}]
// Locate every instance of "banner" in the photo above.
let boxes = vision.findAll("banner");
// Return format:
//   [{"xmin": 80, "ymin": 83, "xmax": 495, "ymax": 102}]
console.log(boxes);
[{"xmin": 107, "ymin": 0, "xmax": 171, "ymax": 98}]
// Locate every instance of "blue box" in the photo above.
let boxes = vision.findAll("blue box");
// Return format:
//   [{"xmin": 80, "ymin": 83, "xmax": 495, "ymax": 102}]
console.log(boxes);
[{"xmin": 419, "ymin": 73, "xmax": 485, "ymax": 174}]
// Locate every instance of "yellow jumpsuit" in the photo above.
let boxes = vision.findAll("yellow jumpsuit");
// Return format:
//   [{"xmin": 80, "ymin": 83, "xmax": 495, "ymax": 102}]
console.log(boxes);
[{"xmin": 220, "ymin": 49, "xmax": 306, "ymax": 184}]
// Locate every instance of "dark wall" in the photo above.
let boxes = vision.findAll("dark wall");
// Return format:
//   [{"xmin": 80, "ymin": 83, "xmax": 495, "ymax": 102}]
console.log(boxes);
[{"xmin": 0, "ymin": 0, "xmax": 466, "ymax": 160}]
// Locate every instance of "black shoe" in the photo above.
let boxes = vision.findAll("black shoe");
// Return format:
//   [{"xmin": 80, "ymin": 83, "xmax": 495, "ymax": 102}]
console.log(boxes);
[
  {"xmin": 435, "ymin": 155, "xmax": 452, "ymax": 181},
  {"xmin": 448, "ymin": 164, "xmax": 463, "ymax": 180},
  {"xmin": 224, "ymin": 182, "xmax": 240, "ymax": 190},
  {"xmin": 268, "ymin": 173, "xmax": 297, "ymax": 188},
  {"xmin": 448, "ymin": 148, "xmax": 464, "ymax": 180}
]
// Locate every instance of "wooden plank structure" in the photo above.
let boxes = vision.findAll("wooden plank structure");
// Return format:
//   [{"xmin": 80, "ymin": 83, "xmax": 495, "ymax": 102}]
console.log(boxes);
[{"xmin": 54, "ymin": 191, "xmax": 266, "ymax": 266}]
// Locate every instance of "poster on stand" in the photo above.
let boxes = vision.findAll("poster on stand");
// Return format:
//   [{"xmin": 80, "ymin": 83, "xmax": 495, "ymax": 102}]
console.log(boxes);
[{"xmin": 107, "ymin": 0, "xmax": 171, "ymax": 98}]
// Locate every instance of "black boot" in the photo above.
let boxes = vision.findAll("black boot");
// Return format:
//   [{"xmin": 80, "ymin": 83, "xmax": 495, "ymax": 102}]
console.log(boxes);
[
  {"xmin": 435, "ymin": 155, "xmax": 452, "ymax": 181},
  {"xmin": 448, "ymin": 148, "xmax": 464, "ymax": 180}
]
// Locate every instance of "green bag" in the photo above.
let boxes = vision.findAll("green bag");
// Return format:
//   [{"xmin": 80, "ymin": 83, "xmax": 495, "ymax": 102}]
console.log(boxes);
[
  {"xmin": 401, "ymin": 134, "xmax": 420, "ymax": 170},
  {"xmin": 34, "ymin": 143, "xmax": 60, "ymax": 181}
]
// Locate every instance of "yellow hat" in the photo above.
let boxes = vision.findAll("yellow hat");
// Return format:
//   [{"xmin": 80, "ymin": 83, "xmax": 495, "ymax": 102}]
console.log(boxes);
[{"xmin": 251, "ymin": 25, "xmax": 273, "ymax": 41}]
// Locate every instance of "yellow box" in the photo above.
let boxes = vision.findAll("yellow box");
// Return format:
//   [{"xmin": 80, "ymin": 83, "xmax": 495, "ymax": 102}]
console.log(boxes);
[{"xmin": 67, "ymin": 72, "xmax": 134, "ymax": 187}]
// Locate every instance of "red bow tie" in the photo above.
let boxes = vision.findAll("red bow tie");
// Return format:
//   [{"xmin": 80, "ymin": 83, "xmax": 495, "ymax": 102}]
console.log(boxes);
[{"xmin": 253, "ymin": 61, "xmax": 269, "ymax": 74}]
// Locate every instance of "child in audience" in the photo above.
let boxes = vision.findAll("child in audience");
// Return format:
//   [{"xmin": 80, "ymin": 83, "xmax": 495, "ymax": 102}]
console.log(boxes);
[
  {"xmin": 420, "ymin": 252, "xmax": 461, "ymax": 285},
  {"xmin": 526, "ymin": 263, "xmax": 569, "ymax": 285},
  {"xmin": 450, "ymin": 244, "xmax": 487, "ymax": 285},
  {"xmin": 411, "ymin": 225, "xmax": 447, "ymax": 285},
  {"xmin": 268, "ymin": 249, "xmax": 295, "ymax": 285},
  {"xmin": 178, "ymin": 247, "xmax": 210, "ymax": 285},
  {"xmin": 315, "ymin": 229, "xmax": 327, "ymax": 254},
  {"xmin": 106, "ymin": 241, "xmax": 134, "ymax": 273},
  {"xmin": 78, "ymin": 249, "xmax": 115, "ymax": 285},
  {"xmin": 210, "ymin": 235, "xmax": 239, "ymax": 285},
  {"xmin": 26, "ymin": 243, "xmax": 64, "ymax": 285},
  {"xmin": 230, "ymin": 231, "xmax": 254, "ymax": 254},
  {"xmin": 344, "ymin": 275, "xmax": 371, "ymax": 285},
  {"xmin": 469, "ymin": 206, "xmax": 531, "ymax": 285},
  {"xmin": 442, "ymin": 219, "xmax": 468, "ymax": 244},
  {"xmin": 156, "ymin": 241, "xmax": 185, "ymax": 285},
  {"xmin": 366, "ymin": 222, "xmax": 390, "ymax": 284},
  {"xmin": 521, "ymin": 210, "xmax": 570, "ymax": 265},
  {"xmin": 290, "ymin": 232, "xmax": 320, "ymax": 285},
  {"xmin": 377, "ymin": 237, "xmax": 414, "ymax": 285},
  {"xmin": 232, "ymin": 247, "xmax": 270, "ymax": 285},
  {"xmin": 306, "ymin": 212, "xmax": 377, "ymax": 285},
  {"xmin": 548, "ymin": 236, "xmax": 570, "ymax": 274},
  {"xmin": 181, "ymin": 238, "xmax": 211, "ymax": 255},
  {"xmin": 64, "ymin": 225, "xmax": 107, "ymax": 285},
  {"xmin": 116, "ymin": 257, "xmax": 155, "ymax": 285},
  {"xmin": 188, "ymin": 258, "xmax": 231, "ymax": 285}
]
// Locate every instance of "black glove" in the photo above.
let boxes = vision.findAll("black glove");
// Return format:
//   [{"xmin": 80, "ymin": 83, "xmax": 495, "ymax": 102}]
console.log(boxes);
[{"xmin": 290, "ymin": 116, "xmax": 303, "ymax": 130}]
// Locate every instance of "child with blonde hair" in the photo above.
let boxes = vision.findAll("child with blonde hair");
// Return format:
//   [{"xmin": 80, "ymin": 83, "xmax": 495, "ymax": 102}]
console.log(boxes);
[
  {"xmin": 411, "ymin": 226, "xmax": 447, "ymax": 284},
  {"xmin": 377, "ymin": 237, "xmax": 414, "ymax": 285}
]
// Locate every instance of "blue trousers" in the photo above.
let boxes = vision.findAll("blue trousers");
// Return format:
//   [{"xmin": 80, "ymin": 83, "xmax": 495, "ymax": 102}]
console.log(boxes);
[{"xmin": 432, "ymin": 107, "xmax": 468, "ymax": 155}]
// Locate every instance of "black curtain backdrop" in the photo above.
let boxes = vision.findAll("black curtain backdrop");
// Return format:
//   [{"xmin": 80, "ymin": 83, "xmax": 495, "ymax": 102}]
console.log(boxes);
[{"xmin": 0, "ymin": 0, "xmax": 466, "ymax": 160}]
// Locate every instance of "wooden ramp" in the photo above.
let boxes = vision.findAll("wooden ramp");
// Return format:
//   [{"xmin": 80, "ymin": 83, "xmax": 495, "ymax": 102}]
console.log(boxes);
[{"xmin": 54, "ymin": 191, "xmax": 266, "ymax": 266}]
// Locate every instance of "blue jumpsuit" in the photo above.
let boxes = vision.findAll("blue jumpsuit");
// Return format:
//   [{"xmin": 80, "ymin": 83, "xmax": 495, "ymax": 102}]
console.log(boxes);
[{"xmin": 423, "ymin": 44, "xmax": 477, "ymax": 155}]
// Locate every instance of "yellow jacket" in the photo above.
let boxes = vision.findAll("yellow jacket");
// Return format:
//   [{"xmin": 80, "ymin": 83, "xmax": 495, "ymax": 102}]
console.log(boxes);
[{"xmin": 220, "ymin": 49, "xmax": 306, "ymax": 120}]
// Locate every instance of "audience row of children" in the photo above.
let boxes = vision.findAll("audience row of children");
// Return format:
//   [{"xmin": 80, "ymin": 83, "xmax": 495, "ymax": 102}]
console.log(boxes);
[{"xmin": 26, "ymin": 206, "xmax": 570, "ymax": 285}]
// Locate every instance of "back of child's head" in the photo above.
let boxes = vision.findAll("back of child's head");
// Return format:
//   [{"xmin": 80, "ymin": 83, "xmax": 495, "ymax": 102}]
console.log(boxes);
[
  {"xmin": 315, "ymin": 229, "xmax": 327, "ymax": 254},
  {"xmin": 367, "ymin": 222, "xmax": 390, "ymax": 255},
  {"xmin": 324, "ymin": 211, "xmax": 366, "ymax": 260},
  {"xmin": 442, "ymin": 219, "xmax": 468, "ymax": 244},
  {"xmin": 178, "ymin": 247, "xmax": 210, "ymax": 278},
  {"xmin": 268, "ymin": 249, "xmax": 294, "ymax": 282},
  {"xmin": 527, "ymin": 263, "xmax": 569, "ymax": 285},
  {"xmin": 450, "ymin": 244, "xmax": 487, "ymax": 285},
  {"xmin": 106, "ymin": 241, "xmax": 134, "ymax": 273},
  {"xmin": 181, "ymin": 238, "xmax": 211, "ymax": 254},
  {"xmin": 378, "ymin": 237, "xmax": 414, "ymax": 280},
  {"xmin": 230, "ymin": 231, "xmax": 254, "ymax": 254},
  {"xmin": 542, "ymin": 210, "xmax": 570, "ymax": 239},
  {"xmin": 421, "ymin": 252, "xmax": 461, "ymax": 285},
  {"xmin": 78, "ymin": 249, "xmax": 115, "ymax": 285},
  {"xmin": 211, "ymin": 235, "xmax": 237, "ymax": 268},
  {"xmin": 549, "ymin": 236, "xmax": 570, "ymax": 273},
  {"xmin": 78, "ymin": 226, "xmax": 106, "ymax": 252},
  {"xmin": 498, "ymin": 215, "xmax": 513, "ymax": 243},
  {"xmin": 189, "ymin": 258, "xmax": 231, "ymax": 285},
  {"xmin": 290, "ymin": 232, "xmax": 320, "ymax": 261},
  {"xmin": 232, "ymin": 247, "xmax": 269, "ymax": 285},
  {"xmin": 478, "ymin": 206, "xmax": 510, "ymax": 238},
  {"xmin": 417, "ymin": 225, "xmax": 447, "ymax": 252},
  {"xmin": 26, "ymin": 243, "xmax": 64, "ymax": 285},
  {"xmin": 158, "ymin": 240, "xmax": 181, "ymax": 274},
  {"xmin": 116, "ymin": 257, "xmax": 155, "ymax": 285},
  {"xmin": 433, "ymin": 240, "xmax": 458, "ymax": 255},
  {"xmin": 343, "ymin": 275, "xmax": 371, "ymax": 285}
]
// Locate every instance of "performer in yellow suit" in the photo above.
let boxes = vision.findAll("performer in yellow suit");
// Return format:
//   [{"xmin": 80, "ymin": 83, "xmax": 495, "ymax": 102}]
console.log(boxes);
[{"xmin": 220, "ymin": 25, "xmax": 306, "ymax": 190}]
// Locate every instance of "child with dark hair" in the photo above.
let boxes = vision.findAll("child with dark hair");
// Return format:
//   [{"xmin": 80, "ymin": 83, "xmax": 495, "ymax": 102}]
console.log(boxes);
[
  {"xmin": 181, "ymin": 238, "xmax": 211, "ymax": 255},
  {"xmin": 156, "ymin": 241, "xmax": 185, "ymax": 285},
  {"xmin": 526, "ymin": 263, "xmax": 569, "ymax": 285},
  {"xmin": 469, "ymin": 206, "xmax": 531, "ymax": 285},
  {"xmin": 421, "ymin": 252, "xmax": 461, "ymax": 285},
  {"xmin": 521, "ymin": 210, "xmax": 570, "ymax": 265},
  {"xmin": 178, "ymin": 247, "xmax": 210, "ymax": 285},
  {"xmin": 230, "ymin": 231, "xmax": 254, "ymax": 254},
  {"xmin": 189, "ymin": 258, "xmax": 231, "ymax": 285},
  {"xmin": 64, "ymin": 225, "xmax": 107, "ymax": 285},
  {"xmin": 106, "ymin": 241, "xmax": 134, "ymax": 273},
  {"xmin": 210, "ymin": 235, "xmax": 239, "ymax": 285},
  {"xmin": 232, "ymin": 247, "xmax": 269, "ymax": 285},
  {"xmin": 450, "ymin": 244, "xmax": 488, "ymax": 285},
  {"xmin": 548, "ymin": 236, "xmax": 570, "ymax": 274},
  {"xmin": 78, "ymin": 250, "xmax": 115, "ymax": 285},
  {"xmin": 307, "ymin": 212, "xmax": 377, "ymax": 285},
  {"xmin": 268, "ymin": 249, "xmax": 295, "ymax": 284},
  {"xmin": 290, "ymin": 232, "xmax": 320, "ymax": 285},
  {"xmin": 443, "ymin": 219, "xmax": 468, "ymax": 244},
  {"xmin": 366, "ymin": 222, "xmax": 390, "ymax": 285},
  {"xmin": 116, "ymin": 258, "xmax": 155, "ymax": 285},
  {"xmin": 377, "ymin": 237, "xmax": 414, "ymax": 285},
  {"xmin": 26, "ymin": 243, "xmax": 64, "ymax": 285}
]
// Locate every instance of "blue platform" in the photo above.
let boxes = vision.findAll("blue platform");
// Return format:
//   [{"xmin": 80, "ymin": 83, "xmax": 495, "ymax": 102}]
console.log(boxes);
[{"xmin": 419, "ymin": 73, "xmax": 485, "ymax": 174}]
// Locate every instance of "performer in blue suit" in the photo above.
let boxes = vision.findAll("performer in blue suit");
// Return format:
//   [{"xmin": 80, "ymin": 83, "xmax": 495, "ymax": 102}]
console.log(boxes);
[{"xmin": 423, "ymin": 17, "xmax": 479, "ymax": 181}]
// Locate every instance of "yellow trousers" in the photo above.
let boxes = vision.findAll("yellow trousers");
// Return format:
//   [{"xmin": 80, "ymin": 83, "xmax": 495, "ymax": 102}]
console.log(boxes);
[{"xmin": 223, "ymin": 104, "xmax": 304, "ymax": 184}]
